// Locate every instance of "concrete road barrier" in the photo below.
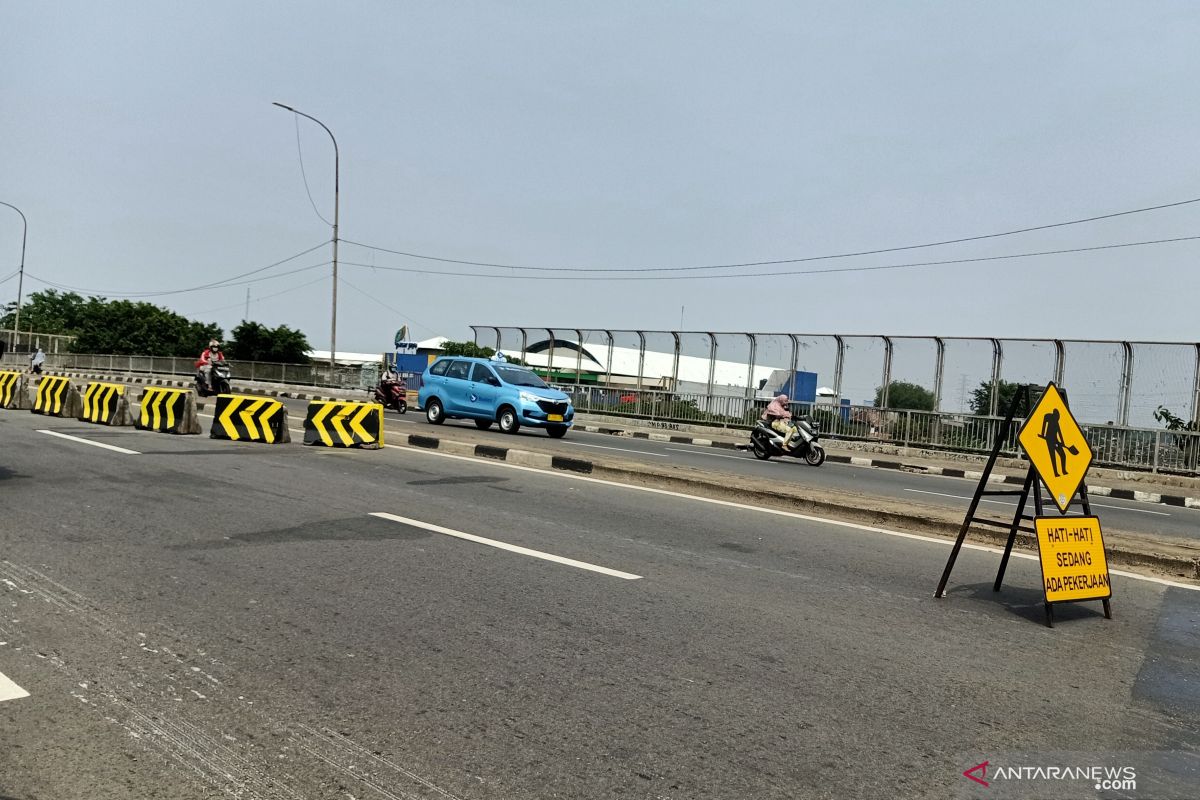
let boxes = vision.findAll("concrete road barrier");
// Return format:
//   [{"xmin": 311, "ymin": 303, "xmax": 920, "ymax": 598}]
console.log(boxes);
[
  {"xmin": 80, "ymin": 382, "xmax": 131, "ymax": 426},
  {"xmin": 210, "ymin": 394, "xmax": 291, "ymax": 444},
  {"xmin": 303, "ymin": 400, "xmax": 384, "ymax": 449},
  {"xmin": 135, "ymin": 387, "xmax": 201, "ymax": 434},
  {"xmin": 0, "ymin": 371, "xmax": 29, "ymax": 409},
  {"xmin": 31, "ymin": 375, "xmax": 82, "ymax": 418}
]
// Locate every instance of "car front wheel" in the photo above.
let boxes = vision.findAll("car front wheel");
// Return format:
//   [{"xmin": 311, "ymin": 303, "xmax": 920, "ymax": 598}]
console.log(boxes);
[
  {"xmin": 497, "ymin": 406, "xmax": 521, "ymax": 434},
  {"xmin": 425, "ymin": 398, "xmax": 445, "ymax": 425}
]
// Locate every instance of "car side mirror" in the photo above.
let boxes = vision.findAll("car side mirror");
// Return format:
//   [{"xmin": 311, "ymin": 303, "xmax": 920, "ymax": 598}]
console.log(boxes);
[{"xmin": 487, "ymin": 376, "xmax": 501, "ymax": 386}]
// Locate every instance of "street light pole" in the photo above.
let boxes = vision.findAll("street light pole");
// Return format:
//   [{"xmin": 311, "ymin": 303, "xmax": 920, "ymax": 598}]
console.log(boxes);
[
  {"xmin": 0, "ymin": 201, "xmax": 27, "ymax": 352},
  {"xmin": 273, "ymin": 102, "xmax": 338, "ymax": 377}
]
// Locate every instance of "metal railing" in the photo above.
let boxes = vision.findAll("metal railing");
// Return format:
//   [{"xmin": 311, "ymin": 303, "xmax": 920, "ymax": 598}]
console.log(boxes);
[
  {"xmin": 558, "ymin": 384, "xmax": 1200, "ymax": 476},
  {"xmin": 0, "ymin": 351, "xmax": 378, "ymax": 390}
]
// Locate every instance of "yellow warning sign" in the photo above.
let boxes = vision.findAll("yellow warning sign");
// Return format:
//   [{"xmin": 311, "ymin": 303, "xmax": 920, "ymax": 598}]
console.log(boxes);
[
  {"xmin": 1017, "ymin": 383, "xmax": 1093, "ymax": 513},
  {"xmin": 1035, "ymin": 516, "xmax": 1111, "ymax": 603}
]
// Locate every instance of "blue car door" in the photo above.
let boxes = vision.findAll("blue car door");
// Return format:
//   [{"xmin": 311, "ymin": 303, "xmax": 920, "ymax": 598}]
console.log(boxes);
[
  {"xmin": 441, "ymin": 359, "xmax": 472, "ymax": 414},
  {"xmin": 469, "ymin": 363, "xmax": 499, "ymax": 418}
]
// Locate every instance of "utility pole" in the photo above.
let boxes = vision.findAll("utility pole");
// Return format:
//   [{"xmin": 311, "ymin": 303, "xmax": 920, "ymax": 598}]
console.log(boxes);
[
  {"xmin": 0, "ymin": 201, "xmax": 27, "ymax": 351},
  {"xmin": 273, "ymin": 102, "xmax": 338, "ymax": 376}
]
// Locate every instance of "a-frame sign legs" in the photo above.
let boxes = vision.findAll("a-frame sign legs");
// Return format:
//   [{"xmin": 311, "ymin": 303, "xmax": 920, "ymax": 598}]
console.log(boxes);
[{"xmin": 934, "ymin": 385, "xmax": 1033, "ymax": 600}]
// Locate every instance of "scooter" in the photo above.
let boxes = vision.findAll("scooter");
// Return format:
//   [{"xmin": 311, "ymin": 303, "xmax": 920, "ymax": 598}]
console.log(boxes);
[
  {"xmin": 196, "ymin": 362, "xmax": 231, "ymax": 397},
  {"xmin": 749, "ymin": 415, "xmax": 826, "ymax": 466},
  {"xmin": 372, "ymin": 376, "xmax": 408, "ymax": 413}
]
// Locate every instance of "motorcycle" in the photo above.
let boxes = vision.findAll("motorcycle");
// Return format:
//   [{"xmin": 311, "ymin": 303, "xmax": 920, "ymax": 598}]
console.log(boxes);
[
  {"xmin": 372, "ymin": 376, "xmax": 408, "ymax": 413},
  {"xmin": 196, "ymin": 362, "xmax": 231, "ymax": 397},
  {"xmin": 749, "ymin": 415, "xmax": 826, "ymax": 466}
]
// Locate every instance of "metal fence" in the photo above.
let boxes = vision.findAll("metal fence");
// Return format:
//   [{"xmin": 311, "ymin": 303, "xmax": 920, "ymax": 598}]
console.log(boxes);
[
  {"xmin": 559, "ymin": 384, "xmax": 1200, "ymax": 475},
  {"xmin": 0, "ymin": 351, "xmax": 377, "ymax": 391},
  {"xmin": 472, "ymin": 326, "xmax": 1200, "ymax": 429},
  {"xmin": 1, "ymin": 328, "xmax": 75, "ymax": 354}
]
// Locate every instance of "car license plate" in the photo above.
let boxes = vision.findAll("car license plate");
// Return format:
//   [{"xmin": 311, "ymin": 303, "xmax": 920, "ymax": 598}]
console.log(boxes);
[{"xmin": 547, "ymin": 413, "xmax": 563, "ymax": 422}]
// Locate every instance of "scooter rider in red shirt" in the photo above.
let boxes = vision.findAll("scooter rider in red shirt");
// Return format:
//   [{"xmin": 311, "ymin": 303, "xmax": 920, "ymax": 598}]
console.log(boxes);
[{"xmin": 196, "ymin": 340, "xmax": 226, "ymax": 392}]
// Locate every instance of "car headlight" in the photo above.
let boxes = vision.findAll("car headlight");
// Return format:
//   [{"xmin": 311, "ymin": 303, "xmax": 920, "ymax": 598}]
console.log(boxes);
[{"xmin": 519, "ymin": 391, "xmax": 541, "ymax": 404}]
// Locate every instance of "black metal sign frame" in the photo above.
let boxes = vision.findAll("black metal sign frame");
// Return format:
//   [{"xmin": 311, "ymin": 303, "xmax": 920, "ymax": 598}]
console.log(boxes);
[{"xmin": 934, "ymin": 384, "xmax": 1113, "ymax": 627}]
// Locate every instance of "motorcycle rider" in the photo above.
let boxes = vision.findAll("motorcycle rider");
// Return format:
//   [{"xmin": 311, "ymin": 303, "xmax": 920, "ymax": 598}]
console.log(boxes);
[
  {"xmin": 196, "ymin": 340, "xmax": 226, "ymax": 392},
  {"xmin": 762, "ymin": 393, "xmax": 799, "ymax": 451}
]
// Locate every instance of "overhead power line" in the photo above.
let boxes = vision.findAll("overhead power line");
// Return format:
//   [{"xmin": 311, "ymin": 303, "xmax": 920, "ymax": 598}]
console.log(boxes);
[
  {"xmin": 341, "ymin": 195, "xmax": 1200, "ymax": 274},
  {"xmin": 336, "ymin": 275, "xmax": 436, "ymax": 337},
  {"xmin": 187, "ymin": 273, "xmax": 331, "ymax": 317},
  {"xmin": 294, "ymin": 116, "xmax": 334, "ymax": 227},
  {"xmin": 339, "ymin": 234, "xmax": 1200, "ymax": 282},
  {"xmin": 23, "ymin": 241, "xmax": 331, "ymax": 299}
]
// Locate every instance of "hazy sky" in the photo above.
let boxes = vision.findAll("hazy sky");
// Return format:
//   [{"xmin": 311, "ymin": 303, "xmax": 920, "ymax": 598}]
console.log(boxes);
[{"xmin": 3, "ymin": 2, "xmax": 1199, "ymax": 355}]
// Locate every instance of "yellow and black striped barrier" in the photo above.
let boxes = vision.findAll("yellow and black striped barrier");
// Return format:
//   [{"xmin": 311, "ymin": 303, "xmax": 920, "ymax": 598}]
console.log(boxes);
[
  {"xmin": 81, "ymin": 382, "xmax": 130, "ymax": 426},
  {"xmin": 32, "ymin": 375, "xmax": 81, "ymax": 417},
  {"xmin": 136, "ymin": 386, "xmax": 201, "ymax": 434},
  {"xmin": 209, "ymin": 394, "xmax": 291, "ymax": 444},
  {"xmin": 0, "ymin": 370, "xmax": 28, "ymax": 409},
  {"xmin": 303, "ymin": 400, "xmax": 384, "ymax": 449}
]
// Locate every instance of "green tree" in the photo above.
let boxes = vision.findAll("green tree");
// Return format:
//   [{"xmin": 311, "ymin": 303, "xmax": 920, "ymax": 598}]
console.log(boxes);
[
  {"xmin": 1, "ymin": 290, "xmax": 221, "ymax": 356},
  {"xmin": 969, "ymin": 379, "xmax": 1022, "ymax": 417},
  {"xmin": 874, "ymin": 380, "xmax": 936, "ymax": 411},
  {"xmin": 226, "ymin": 321, "xmax": 311, "ymax": 363},
  {"xmin": 439, "ymin": 339, "xmax": 496, "ymax": 358}
]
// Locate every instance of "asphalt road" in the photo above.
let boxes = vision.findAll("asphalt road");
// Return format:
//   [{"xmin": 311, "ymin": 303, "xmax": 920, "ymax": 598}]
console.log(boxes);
[
  {"xmin": 252, "ymin": 395, "xmax": 1200, "ymax": 542},
  {"xmin": 2, "ymin": 408, "xmax": 1199, "ymax": 798}
]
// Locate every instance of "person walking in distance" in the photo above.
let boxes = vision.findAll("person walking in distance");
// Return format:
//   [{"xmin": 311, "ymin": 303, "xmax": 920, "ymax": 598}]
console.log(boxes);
[
  {"xmin": 1040, "ymin": 407, "xmax": 1068, "ymax": 476},
  {"xmin": 29, "ymin": 346, "xmax": 45, "ymax": 375}
]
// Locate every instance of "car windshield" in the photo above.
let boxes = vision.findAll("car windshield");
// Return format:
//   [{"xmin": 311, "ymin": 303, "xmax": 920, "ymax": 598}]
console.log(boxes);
[{"xmin": 495, "ymin": 365, "xmax": 547, "ymax": 388}]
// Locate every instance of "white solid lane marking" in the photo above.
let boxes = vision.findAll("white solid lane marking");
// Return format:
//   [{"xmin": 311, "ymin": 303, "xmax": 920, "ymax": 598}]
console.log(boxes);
[
  {"xmin": 665, "ymin": 447, "xmax": 773, "ymax": 463},
  {"xmin": 0, "ymin": 670, "xmax": 30, "ymax": 702},
  {"xmin": 571, "ymin": 442, "xmax": 670, "ymax": 458},
  {"xmin": 37, "ymin": 429, "xmax": 141, "ymax": 455},
  {"xmin": 381, "ymin": 442, "xmax": 1200, "ymax": 593},
  {"xmin": 903, "ymin": 488, "xmax": 1171, "ymax": 517},
  {"xmin": 370, "ymin": 512, "xmax": 643, "ymax": 580}
]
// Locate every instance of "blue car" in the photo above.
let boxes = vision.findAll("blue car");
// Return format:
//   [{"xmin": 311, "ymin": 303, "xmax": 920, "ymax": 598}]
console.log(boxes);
[{"xmin": 417, "ymin": 356, "xmax": 575, "ymax": 438}]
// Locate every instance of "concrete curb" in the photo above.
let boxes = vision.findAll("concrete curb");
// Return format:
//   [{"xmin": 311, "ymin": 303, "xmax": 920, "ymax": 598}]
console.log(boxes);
[
  {"xmin": 387, "ymin": 431, "xmax": 1199, "ymax": 580},
  {"xmin": 572, "ymin": 423, "xmax": 1200, "ymax": 511}
]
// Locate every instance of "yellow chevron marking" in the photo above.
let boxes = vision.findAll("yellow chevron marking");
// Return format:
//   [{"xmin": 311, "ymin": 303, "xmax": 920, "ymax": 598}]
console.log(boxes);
[
  {"xmin": 163, "ymin": 391, "xmax": 177, "ymax": 430},
  {"xmin": 0, "ymin": 372, "xmax": 14, "ymax": 406},
  {"xmin": 240, "ymin": 399, "xmax": 269, "ymax": 441},
  {"xmin": 311, "ymin": 402, "xmax": 336, "ymax": 446},
  {"xmin": 349, "ymin": 404, "xmax": 375, "ymax": 442},
  {"xmin": 148, "ymin": 390, "xmax": 163, "ymax": 430},
  {"xmin": 258, "ymin": 402, "xmax": 279, "ymax": 444},
  {"xmin": 35, "ymin": 377, "xmax": 48, "ymax": 411},
  {"xmin": 330, "ymin": 406, "xmax": 352, "ymax": 445},
  {"xmin": 218, "ymin": 395, "xmax": 243, "ymax": 440}
]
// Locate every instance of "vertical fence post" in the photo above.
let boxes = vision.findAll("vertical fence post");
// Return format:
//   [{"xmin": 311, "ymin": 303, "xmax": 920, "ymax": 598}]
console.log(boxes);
[
  {"xmin": 745, "ymin": 333, "xmax": 757, "ymax": 400},
  {"xmin": 787, "ymin": 334, "xmax": 800, "ymax": 398},
  {"xmin": 1152, "ymin": 430, "xmax": 1160, "ymax": 474},
  {"xmin": 518, "ymin": 327, "xmax": 529, "ymax": 364},
  {"xmin": 1115, "ymin": 341, "xmax": 1134, "ymax": 427},
  {"xmin": 574, "ymin": 328, "xmax": 583, "ymax": 386},
  {"xmin": 470, "ymin": 325, "xmax": 481, "ymax": 346},
  {"xmin": 1053, "ymin": 339, "xmax": 1065, "ymax": 385},
  {"xmin": 903, "ymin": 410, "xmax": 912, "ymax": 449},
  {"xmin": 932, "ymin": 337, "xmax": 945, "ymax": 412},
  {"xmin": 1191, "ymin": 343, "xmax": 1200, "ymax": 424},
  {"xmin": 989, "ymin": 338, "xmax": 1004, "ymax": 417},
  {"xmin": 833, "ymin": 335, "xmax": 845, "ymax": 403},
  {"xmin": 604, "ymin": 330, "xmax": 615, "ymax": 389},
  {"xmin": 879, "ymin": 336, "xmax": 893, "ymax": 408},
  {"xmin": 705, "ymin": 332, "xmax": 717, "ymax": 396},
  {"xmin": 636, "ymin": 331, "xmax": 646, "ymax": 392},
  {"xmin": 545, "ymin": 328, "xmax": 556, "ymax": 383},
  {"xmin": 670, "ymin": 332, "xmax": 681, "ymax": 392}
]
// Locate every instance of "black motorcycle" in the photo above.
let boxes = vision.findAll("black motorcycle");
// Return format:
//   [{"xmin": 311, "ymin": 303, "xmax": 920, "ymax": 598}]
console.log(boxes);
[
  {"xmin": 196, "ymin": 362, "xmax": 231, "ymax": 397},
  {"xmin": 749, "ymin": 415, "xmax": 826, "ymax": 466}
]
